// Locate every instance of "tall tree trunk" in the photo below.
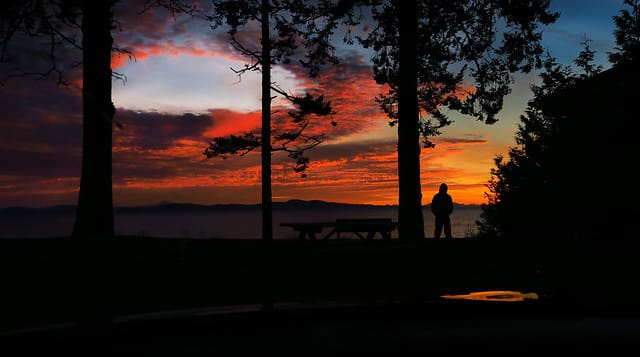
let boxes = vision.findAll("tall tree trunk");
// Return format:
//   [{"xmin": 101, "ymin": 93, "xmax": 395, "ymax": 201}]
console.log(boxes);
[
  {"xmin": 261, "ymin": 0, "xmax": 273, "ymax": 241},
  {"xmin": 70, "ymin": 0, "xmax": 115, "ymax": 334},
  {"xmin": 397, "ymin": 0, "xmax": 424, "ymax": 240},
  {"xmin": 72, "ymin": 1, "xmax": 115, "ymax": 240}
]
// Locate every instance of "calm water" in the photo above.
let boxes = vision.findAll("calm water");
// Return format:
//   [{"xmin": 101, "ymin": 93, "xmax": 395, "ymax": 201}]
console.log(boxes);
[{"xmin": 0, "ymin": 206, "xmax": 482, "ymax": 239}]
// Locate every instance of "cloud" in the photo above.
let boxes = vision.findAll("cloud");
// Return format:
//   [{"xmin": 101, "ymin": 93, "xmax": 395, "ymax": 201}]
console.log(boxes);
[
  {"xmin": 0, "ymin": 69, "xmax": 495, "ymax": 207},
  {"xmin": 0, "ymin": 149, "xmax": 80, "ymax": 178},
  {"xmin": 0, "ymin": 2, "xmax": 519, "ymax": 208},
  {"xmin": 274, "ymin": 58, "xmax": 391, "ymax": 141},
  {"xmin": 434, "ymin": 134, "xmax": 489, "ymax": 145},
  {"xmin": 0, "ymin": 176, "xmax": 80, "ymax": 208},
  {"xmin": 111, "ymin": 1, "xmax": 250, "ymax": 71},
  {"xmin": 115, "ymin": 109, "xmax": 211, "ymax": 149},
  {"xmin": 0, "ymin": 77, "xmax": 83, "ymax": 182},
  {"xmin": 293, "ymin": 139, "xmax": 396, "ymax": 162},
  {"xmin": 203, "ymin": 109, "xmax": 261, "ymax": 138}
]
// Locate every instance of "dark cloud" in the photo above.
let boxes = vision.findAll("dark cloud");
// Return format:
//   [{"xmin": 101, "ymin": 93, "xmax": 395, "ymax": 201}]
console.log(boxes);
[
  {"xmin": 271, "ymin": 138, "xmax": 399, "ymax": 189},
  {"xmin": 115, "ymin": 109, "xmax": 211, "ymax": 149},
  {"xmin": 114, "ymin": 150, "xmax": 198, "ymax": 182},
  {"xmin": 436, "ymin": 135, "xmax": 488, "ymax": 145},
  {"xmin": 0, "ymin": 25, "xmax": 83, "ymax": 87},
  {"xmin": 0, "ymin": 77, "xmax": 83, "ymax": 182},
  {"xmin": 112, "ymin": 0, "xmax": 221, "ymax": 60},
  {"xmin": 299, "ymin": 139, "xmax": 396, "ymax": 163},
  {"xmin": 0, "ymin": 149, "xmax": 80, "ymax": 178},
  {"xmin": 0, "ymin": 73, "xmax": 218, "ymax": 199}
]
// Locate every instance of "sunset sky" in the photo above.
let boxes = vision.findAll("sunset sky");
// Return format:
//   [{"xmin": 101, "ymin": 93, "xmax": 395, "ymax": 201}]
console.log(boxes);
[{"xmin": 0, "ymin": 0, "xmax": 624, "ymax": 208}]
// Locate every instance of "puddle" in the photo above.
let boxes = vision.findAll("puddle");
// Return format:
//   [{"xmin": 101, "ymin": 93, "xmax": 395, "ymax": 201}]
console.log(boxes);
[{"xmin": 441, "ymin": 290, "xmax": 539, "ymax": 302}]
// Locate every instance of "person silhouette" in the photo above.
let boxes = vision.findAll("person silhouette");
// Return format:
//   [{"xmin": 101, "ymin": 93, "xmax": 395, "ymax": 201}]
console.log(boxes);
[{"xmin": 431, "ymin": 183, "xmax": 453, "ymax": 239}]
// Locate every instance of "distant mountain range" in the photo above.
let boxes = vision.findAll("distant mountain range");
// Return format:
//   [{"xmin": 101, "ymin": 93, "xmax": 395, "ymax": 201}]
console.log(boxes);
[{"xmin": 0, "ymin": 199, "xmax": 480, "ymax": 214}]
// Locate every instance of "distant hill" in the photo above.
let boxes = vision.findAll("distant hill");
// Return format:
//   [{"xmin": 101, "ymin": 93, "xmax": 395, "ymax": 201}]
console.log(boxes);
[
  {"xmin": 274, "ymin": 199, "xmax": 478, "ymax": 209},
  {"xmin": 0, "ymin": 200, "xmax": 480, "ymax": 214},
  {"xmin": 0, "ymin": 205, "xmax": 77, "ymax": 214}
]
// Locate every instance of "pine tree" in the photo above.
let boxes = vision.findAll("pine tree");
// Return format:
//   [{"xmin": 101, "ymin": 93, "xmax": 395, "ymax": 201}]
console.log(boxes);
[
  {"xmin": 337, "ymin": 0, "xmax": 558, "ymax": 239},
  {"xmin": 478, "ymin": 55, "xmax": 576, "ymax": 239},
  {"xmin": 609, "ymin": 0, "xmax": 640, "ymax": 66},
  {"xmin": 205, "ymin": 0, "xmax": 338, "ymax": 241}
]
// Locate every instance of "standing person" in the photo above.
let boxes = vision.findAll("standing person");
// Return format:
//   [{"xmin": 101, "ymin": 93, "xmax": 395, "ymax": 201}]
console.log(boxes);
[{"xmin": 431, "ymin": 183, "xmax": 454, "ymax": 239}]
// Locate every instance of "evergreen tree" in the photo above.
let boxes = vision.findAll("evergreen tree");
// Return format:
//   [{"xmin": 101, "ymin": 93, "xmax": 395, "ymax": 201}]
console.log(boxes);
[
  {"xmin": 205, "ymin": 0, "xmax": 336, "ymax": 241},
  {"xmin": 478, "ymin": 55, "xmax": 576, "ymax": 239},
  {"xmin": 336, "ymin": 0, "xmax": 557, "ymax": 239},
  {"xmin": 574, "ymin": 36, "xmax": 603, "ymax": 79},
  {"xmin": 609, "ymin": 0, "xmax": 640, "ymax": 66},
  {"xmin": 478, "ymin": 37, "xmax": 607, "ymax": 239},
  {"xmin": 480, "ymin": 0, "xmax": 640, "ymax": 240}
]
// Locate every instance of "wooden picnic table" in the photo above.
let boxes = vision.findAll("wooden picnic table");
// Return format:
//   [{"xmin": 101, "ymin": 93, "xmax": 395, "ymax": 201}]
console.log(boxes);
[{"xmin": 280, "ymin": 218, "xmax": 397, "ymax": 240}]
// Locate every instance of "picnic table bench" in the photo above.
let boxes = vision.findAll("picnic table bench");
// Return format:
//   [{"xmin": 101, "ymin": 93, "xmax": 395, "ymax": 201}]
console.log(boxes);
[{"xmin": 280, "ymin": 218, "xmax": 397, "ymax": 240}]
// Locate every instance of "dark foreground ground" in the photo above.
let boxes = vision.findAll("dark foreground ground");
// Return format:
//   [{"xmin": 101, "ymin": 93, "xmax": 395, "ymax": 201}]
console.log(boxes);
[{"xmin": 2, "ymin": 236, "xmax": 640, "ymax": 354}]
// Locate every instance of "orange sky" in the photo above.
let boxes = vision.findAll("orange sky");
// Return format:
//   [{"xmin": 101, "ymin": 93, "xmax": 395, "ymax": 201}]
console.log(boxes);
[
  {"xmin": 107, "ymin": 49, "xmax": 494, "ymax": 206},
  {"xmin": 0, "ymin": 1, "xmax": 620, "ymax": 208}
]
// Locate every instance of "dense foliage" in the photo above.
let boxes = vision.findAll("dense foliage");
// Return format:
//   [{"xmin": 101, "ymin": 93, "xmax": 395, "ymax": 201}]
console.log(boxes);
[
  {"xmin": 477, "ymin": 55, "xmax": 579, "ymax": 239},
  {"xmin": 335, "ymin": 0, "xmax": 557, "ymax": 239},
  {"xmin": 478, "ymin": 0, "xmax": 640, "ymax": 240}
]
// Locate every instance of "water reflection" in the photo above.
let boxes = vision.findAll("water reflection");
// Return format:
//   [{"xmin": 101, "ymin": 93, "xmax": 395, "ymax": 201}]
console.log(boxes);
[{"xmin": 441, "ymin": 290, "xmax": 539, "ymax": 302}]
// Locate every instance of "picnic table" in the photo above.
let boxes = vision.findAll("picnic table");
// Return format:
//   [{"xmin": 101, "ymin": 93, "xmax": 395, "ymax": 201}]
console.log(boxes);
[{"xmin": 280, "ymin": 218, "xmax": 397, "ymax": 240}]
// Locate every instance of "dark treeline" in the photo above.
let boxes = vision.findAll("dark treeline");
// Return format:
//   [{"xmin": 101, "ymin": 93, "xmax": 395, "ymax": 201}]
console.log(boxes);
[{"xmin": 478, "ymin": 0, "xmax": 640, "ymax": 241}]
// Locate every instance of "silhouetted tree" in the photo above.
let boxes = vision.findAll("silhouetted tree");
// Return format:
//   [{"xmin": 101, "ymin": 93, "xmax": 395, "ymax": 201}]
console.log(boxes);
[
  {"xmin": 73, "ymin": 1, "xmax": 118, "ymax": 240},
  {"xmin": 477, "ymin": 55, "xmax": 577, "ymax": 239},
  {"xmin": 480, "ymin": 0, "xmax": 640, "ymax": 241},
  {"xmin": 1, "ymin": 0, "xmax": 195, "ymax": 240},
  {"xmin": 574, "ymin": 36, "xmax": 603, "ymax": 79},
  {"xmin": 74, "ymin": 0, "xmax": 196, "ymax": 239},
  {"xmin": 1, "ymin": 2, "xmax": 116, "ymax": 239},
  {"xmin": 478, "ymin": 37, "xmax": 609, "ymax": 239},
  {"xmin": 0, "ymin": 0, "xmax": 198, "ymax": 331},
  {"xmin": 205, "ymin": 0, "xmax": 336, "ymax": 241},
  {"xmin": 609, "ymin": 0, "xmax": 640, "ymax": 67},
  {"xmin": 330, "ymin": 0, "xmax": 557, "ymax": 239}
]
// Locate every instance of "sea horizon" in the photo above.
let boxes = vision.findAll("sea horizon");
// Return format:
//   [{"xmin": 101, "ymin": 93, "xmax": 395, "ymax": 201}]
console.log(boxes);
[
  {"xmin": 0, "ymin": 199, "xmax": 482, "ymax": 239},
  {"xmin": 0, "ymin": 198, "xmax": 482, "ymax": 212}
]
